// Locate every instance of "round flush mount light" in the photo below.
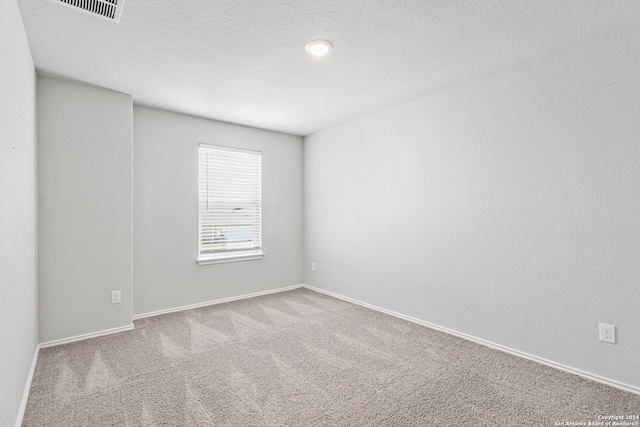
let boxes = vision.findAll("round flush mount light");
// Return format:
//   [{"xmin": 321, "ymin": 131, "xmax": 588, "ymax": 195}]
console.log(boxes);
[{"xmin": 305, "ymin": 39, "xmax": 333, "ymax": 56}]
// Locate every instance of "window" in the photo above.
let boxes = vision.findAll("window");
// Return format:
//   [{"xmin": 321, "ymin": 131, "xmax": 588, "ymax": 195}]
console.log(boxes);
[{"xmin": 197, "ymin": 143, "xmax": 263, "ymax": 265}]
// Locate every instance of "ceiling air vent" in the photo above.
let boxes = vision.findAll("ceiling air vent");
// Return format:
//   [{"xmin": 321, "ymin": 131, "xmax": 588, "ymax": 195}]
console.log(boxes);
[{"xmin": 55, "ymin": 0, "xmax": 125, "ymax": 23}]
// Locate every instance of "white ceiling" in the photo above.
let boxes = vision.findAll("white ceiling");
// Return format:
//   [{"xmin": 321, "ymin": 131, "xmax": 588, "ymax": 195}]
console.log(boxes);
[{"xmin": 16, "ymin": 0, "xmax": 640, "ymax": 136}]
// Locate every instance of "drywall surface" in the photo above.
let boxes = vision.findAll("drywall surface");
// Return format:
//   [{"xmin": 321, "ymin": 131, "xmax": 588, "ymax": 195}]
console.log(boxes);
[
  {"xmin": 0, "ymin": 0, "xmax": 37, "ymax": 425},
  {"xmin": 38, "ymin": 77, "xmax": 133, "ymax": 343},
  {"xmin": 304, "ymin": 27, "xmax": 640, "ymax": 388},
  {"xmin": 133, "ymin": 107, "xmax": 303, "ymax": 315}
]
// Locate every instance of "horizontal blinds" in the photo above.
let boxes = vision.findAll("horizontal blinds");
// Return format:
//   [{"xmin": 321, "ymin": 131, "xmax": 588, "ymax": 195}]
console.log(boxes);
[{"xmin": 199, "ymin": 144, "xmax": 262, "ymax": 254}]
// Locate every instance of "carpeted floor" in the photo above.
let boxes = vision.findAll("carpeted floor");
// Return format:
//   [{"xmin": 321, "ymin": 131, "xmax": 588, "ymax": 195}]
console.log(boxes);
[{"xmin": 23, "ymin": 288, "xmax": 639, "ymax": 426}]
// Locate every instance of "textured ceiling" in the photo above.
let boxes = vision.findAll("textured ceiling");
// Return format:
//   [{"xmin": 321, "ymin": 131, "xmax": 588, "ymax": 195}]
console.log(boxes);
[{"xmin": 16, "ymin": 0, "xmax": 640, "ymax": 136}]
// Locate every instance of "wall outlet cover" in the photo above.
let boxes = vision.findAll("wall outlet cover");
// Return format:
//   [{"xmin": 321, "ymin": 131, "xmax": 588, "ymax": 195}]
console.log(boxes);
[
  {"xmin": 599, "ymin": 323, "xmax": 615, "ymax": 344},
  {"xmin": 111, "ymin": 290, "xmax": 122, "ymax": 304}
]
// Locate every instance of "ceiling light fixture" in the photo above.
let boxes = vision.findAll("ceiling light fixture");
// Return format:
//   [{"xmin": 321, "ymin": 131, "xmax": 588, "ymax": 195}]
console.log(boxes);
[{"xmin": 305, "ymin": 40, "xmax": 333, "ymax": 56}]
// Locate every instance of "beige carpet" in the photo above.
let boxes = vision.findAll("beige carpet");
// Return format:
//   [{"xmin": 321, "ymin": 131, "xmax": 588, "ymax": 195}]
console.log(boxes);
[{"xmin": 23, "ymin": 288, "xmax": 639, "ymax": 426}]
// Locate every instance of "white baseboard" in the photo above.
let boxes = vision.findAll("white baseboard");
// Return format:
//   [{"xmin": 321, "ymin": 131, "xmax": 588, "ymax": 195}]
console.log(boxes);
[
  {"xmin": 38, "ymin": 285, "xmax": 305, "ymax": 348},
  {"xmin": 14, "ymin": 345, "xmax": 39, "ymax": 427},
  {"xmin": 302, "ymin": 284, "xmax": 640, "ymax": 396},
  {"xmin": 133, "ymin": 284, "xmax": 303, "ymax": 321},
  {"xmin": 39, "ymin": 323, "xmax": 135, "ymax": 349}
]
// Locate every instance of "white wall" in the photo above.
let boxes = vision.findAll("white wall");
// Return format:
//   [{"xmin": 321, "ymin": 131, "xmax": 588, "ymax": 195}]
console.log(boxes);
[
  {"xmin": 304, "ymin": 26, "xmax": 640, "ymax": 389},
  {"xmin": 133, "ymin": 106, "xmax": 303, "ymax": 316},
  {"xmin": 0, "ymin": 0, "xmax": 37, "ymax": 425},
  {"xmin": 38, "ymin": 77, "xmax": 133, "ymax": 344}
]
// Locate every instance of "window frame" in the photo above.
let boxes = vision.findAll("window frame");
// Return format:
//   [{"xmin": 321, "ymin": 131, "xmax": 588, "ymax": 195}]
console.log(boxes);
[{"xmin": 197, "ymin": 143, "xmax": 264, "ymax": 265}]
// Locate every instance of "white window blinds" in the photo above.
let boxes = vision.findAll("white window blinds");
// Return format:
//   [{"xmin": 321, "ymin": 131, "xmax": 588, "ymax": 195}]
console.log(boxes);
[{"xmin": 198, "ymin": 144, "xmax": 262, "ymax": 258}]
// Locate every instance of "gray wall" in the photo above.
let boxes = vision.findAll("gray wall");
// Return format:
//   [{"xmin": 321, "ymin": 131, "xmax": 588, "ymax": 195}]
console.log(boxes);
[
  {"xmin": 38, "ymin": 77, "xmax": 133, "ymax": 344},
  {"xmin": 133, "ymin": 106, "xmax": 303, "ymax": 316},
  {"xmin": 0, "ymin": 0, "xmax": 38, "ymax": 425},
  {"xmin": 304, "ymin": 27, "xmax": 640, "ymax": 388}
]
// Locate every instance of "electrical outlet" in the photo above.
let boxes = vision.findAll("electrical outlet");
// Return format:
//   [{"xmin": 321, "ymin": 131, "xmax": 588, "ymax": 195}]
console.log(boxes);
[
  {"xmin": 111, "ymin": 290, "xmax": 121, "ymax": 305},
  {"xmin": 311, "ymin": 262, "xmax": 316, "ymax": 272},
  {"xmin": 599, "ymin": 323, "xmax": 615, "ymax": 344}
]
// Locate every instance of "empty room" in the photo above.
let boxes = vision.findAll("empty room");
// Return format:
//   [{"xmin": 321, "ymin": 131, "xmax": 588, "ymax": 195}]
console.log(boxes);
[{"xmin": 2, "ymin": 0, "xmax": 639, "ymax": 425}]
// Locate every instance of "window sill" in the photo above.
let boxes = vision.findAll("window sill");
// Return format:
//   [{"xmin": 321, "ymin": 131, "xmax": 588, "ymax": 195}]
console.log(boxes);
[{"xmin": 197, "ymin": 250, "xmax": 265, "ymax": 265}]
